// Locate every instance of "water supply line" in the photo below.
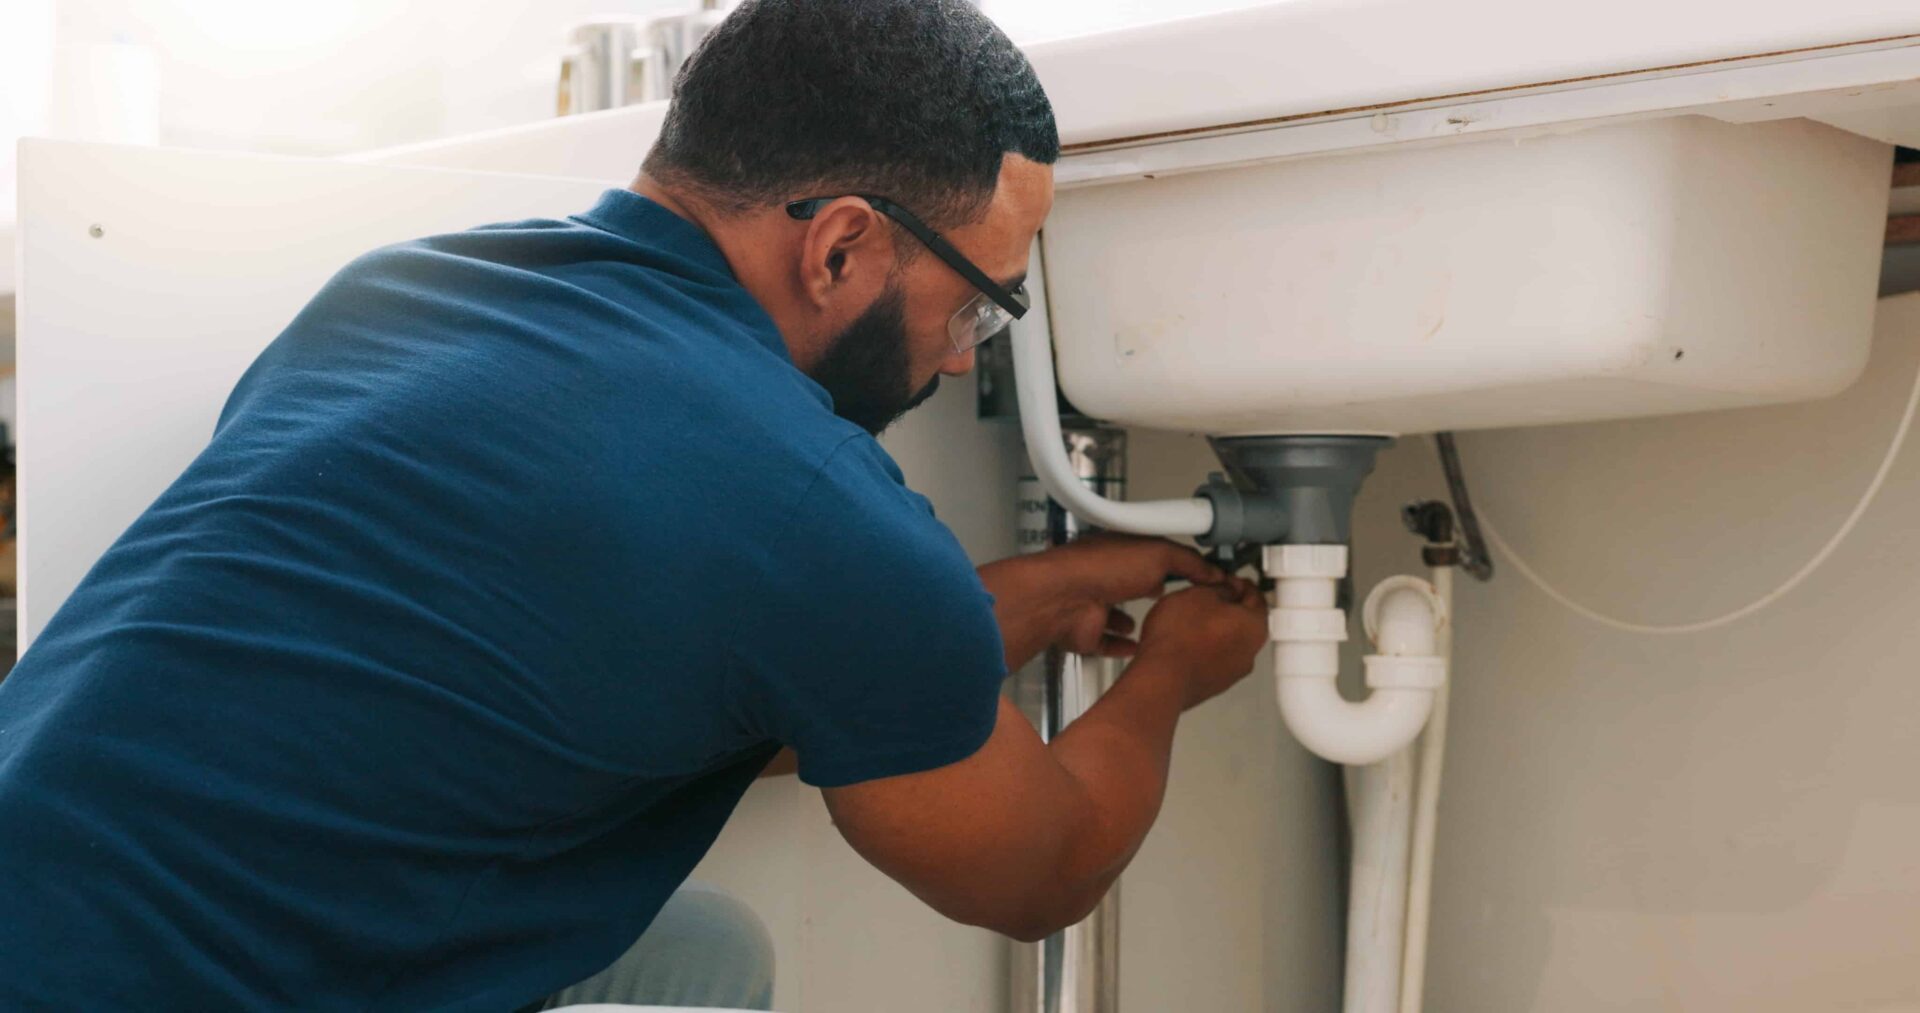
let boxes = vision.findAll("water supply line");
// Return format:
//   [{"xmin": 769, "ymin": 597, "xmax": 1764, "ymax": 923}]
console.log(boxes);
[
  {"xmin": 1431, "ymin": 435, "xmax": 1492, "ymax": 582},
  {"xmin": 1008, "ymin": 299, "xmax": 1214, "ymax": 539},
  {"xmin": 1442, "ymin": 314, "xmax": 1920, "ymax": 633}
]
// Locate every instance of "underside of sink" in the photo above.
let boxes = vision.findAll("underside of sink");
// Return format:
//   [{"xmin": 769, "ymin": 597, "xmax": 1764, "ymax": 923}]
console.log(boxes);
[{"xmin": 1039, "ymin": 116, "xmax": 1891, "ymax": 436}]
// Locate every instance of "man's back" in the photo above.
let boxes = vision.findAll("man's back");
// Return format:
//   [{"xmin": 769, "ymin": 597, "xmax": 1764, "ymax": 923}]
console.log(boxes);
[{"xmin": 0, "ymin": 189, "xmax": 1006, "ymax": 1010}]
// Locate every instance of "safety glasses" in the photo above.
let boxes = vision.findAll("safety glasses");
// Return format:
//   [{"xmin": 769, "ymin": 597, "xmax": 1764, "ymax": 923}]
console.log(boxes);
[{"xmin": 785, "ymin": 194, "xmax": 1030, "ymax": 353}]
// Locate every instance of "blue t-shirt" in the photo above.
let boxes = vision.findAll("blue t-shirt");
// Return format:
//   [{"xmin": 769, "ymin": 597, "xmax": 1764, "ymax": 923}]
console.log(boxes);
[{"xmin": 0, "ymin": 190, "xmax": 1008, "ymax": 1010}]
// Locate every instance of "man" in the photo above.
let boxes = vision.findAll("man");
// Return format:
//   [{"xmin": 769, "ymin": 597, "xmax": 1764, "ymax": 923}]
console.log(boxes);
[{"xmin": 0, "ymin": 0, "xmax": 1271, "ymax": 1009}]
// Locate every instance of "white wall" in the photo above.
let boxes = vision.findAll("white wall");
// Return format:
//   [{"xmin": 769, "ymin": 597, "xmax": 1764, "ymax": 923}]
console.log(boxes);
[{"xmin": 1319, "ymin": 293, "xmax": 1920, "ymax": 1011}]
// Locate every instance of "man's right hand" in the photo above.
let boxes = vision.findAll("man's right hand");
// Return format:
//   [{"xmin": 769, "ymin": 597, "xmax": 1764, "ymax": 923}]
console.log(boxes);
[{"xmin": 1134, "ymin": 578, "xmax": 1270, "ymax": 710}]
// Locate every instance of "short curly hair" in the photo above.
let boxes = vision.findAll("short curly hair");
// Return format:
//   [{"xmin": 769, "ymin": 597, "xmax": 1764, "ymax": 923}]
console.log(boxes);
[{"xmin": 642, "ymin": 0, "xmax": 1059, "ymax": 229}]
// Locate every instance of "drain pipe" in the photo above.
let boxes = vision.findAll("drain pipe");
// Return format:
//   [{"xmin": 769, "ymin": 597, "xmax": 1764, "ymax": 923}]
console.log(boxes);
[
  {"xmin": 1398, "ymin": 562, "xmax": 1453, "ymax": 1013},
  {"xmin": 1342, "ymin": 576, "xmax": 1447, "ymax": 1012},
  {"xmin": 1267, "ymin": 548, "xmax": 1444, "ymax": 767},
  {"xmin": 1267, "ymin": 554, "xmax": 1444, "ymax": 1013},
  {"xmin": 1345, "ymin": 743, "xmax": 1416, "ymax": 1013}
]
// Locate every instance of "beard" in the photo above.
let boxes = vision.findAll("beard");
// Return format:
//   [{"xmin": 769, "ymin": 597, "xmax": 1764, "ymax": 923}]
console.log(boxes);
[{"xmin": 808, "ymin": 282, "xmax": 942, "ymax": 436}]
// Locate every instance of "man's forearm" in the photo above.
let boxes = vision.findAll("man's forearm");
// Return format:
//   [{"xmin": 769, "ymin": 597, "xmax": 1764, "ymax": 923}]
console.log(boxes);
[
  {"xmin": 979, "ymin": 555, "xmax": 1070, "ymax": 671},
  {"xmin": 1016, "ymin": 655, "xmax": 1187, "ymax": 933}
]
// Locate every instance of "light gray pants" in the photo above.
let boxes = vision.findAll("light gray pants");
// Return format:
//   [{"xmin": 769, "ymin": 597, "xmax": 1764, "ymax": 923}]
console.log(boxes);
[{"xmin": 543, "ymin": 883, "xmax": 776, "ymax": 1011}]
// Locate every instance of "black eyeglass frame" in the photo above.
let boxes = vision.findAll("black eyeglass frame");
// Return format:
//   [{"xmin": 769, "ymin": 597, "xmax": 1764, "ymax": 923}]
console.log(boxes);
[{"xmin": 784, "ymin": 195, "xmax": 1030, "ymax": 323}]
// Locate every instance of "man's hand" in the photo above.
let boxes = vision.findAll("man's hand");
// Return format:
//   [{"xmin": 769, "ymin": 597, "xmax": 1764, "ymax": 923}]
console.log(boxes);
[
  {"xmin": 1133, "ymin": 578, "xmax": 1271, "ymax": 709},
  {"xmin": 977, "ymin": 534, "xmax": 1226, "ymax": 671}
]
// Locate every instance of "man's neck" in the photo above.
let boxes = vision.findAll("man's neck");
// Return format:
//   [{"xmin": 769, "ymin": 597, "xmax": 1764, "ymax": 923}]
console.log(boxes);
[
  {"xmin": 629, "ymin": 175, "xmax": 707, "ymax": 232},
  {"xmin": 626, "ymin": 174, "xmax": 822, "ymax": 371}
]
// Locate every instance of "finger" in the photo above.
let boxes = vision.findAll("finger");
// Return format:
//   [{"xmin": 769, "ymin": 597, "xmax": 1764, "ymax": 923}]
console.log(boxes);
[
  {"xmin": 1096, "ymin": 635, "xmax": 1139, "ymax": 659},
  {"xmin": 1160, "ymin": 543, "xmax": 1226, "ymax": 586},
  {"xmin": 1105, "ymin": 608, "xmax": 1137, "ymax": 635},
  {"xmin": 1208, "ymin": 575, "xmax": 1247, "ymax": 600},
  {"xmin": 1065, "ymin": 607, "xmax": 1111, "ymax": 655}
]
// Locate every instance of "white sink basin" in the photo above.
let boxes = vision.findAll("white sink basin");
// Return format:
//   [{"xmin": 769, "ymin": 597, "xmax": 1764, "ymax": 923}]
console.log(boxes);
[{"xmin": 1038, "ymin": 116, "xmax": 1890, "ymax": 436}]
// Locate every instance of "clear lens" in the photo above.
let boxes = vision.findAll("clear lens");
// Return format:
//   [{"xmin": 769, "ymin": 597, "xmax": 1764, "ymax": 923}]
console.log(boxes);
[
  {"xmin": 947, "ymin": 284, "xmax": 1030, "ymax": 354},
  {"xmin": 948, "ymin": 294, "xmax": 1011, "ymax": 353}
]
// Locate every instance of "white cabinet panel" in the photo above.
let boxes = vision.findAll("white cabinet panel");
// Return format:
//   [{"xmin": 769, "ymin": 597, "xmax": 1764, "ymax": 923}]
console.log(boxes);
[{"xmin": 15, "ymin": 139, "xmax": 611, "ymax": 643}]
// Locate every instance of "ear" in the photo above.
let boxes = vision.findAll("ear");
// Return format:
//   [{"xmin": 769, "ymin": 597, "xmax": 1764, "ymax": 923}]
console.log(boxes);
[{"xmin": 797, "ymin": 197, "xmax": 897, "ymax": 311}]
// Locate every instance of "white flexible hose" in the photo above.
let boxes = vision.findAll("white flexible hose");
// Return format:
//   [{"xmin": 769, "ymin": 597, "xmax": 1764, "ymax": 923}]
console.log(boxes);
[
  {"xmin": 1397, "ymin": 566, "xmax": 1452, "ymax": 1013},
  {"xmin": 1469, "ymin": 346, "xmax": 1920, "ymax": 636},
  {"xmin": 1007, "ymin": 244, "xmax": 1215, "ymax": 537}
]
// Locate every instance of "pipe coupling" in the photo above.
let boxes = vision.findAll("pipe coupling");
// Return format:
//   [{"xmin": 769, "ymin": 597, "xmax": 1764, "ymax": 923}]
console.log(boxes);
[
  {"xmin": 1195, "ymin": 474, "xmax": 1290, "ymax": 547},
  {"xmin": 1269, "ymin": 607, "xmax": 1348, "ymax": 645}
]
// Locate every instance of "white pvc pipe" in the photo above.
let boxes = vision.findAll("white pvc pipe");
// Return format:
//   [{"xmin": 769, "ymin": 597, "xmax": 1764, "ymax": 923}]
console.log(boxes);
[
  {"xmin": 1398, "ymin": 566, "xmax": 1454, "ymax": 1013},
  {"xmin": 1006, "ymin": 264, "xmax": 1214, "ymax": 537},
  {"xmin": 1344, "ymin": 745, "xmax": 1416, "ymax": 1013},
  {"xmin": 1275, "ymin": 672, "xmax": 1434, "ymax": 768},
  {"xmin": 1271, "ymin": 575, "xmax": 1442, "ymax": 767},
  {"xmin": 1372, "ymin": 582, "xmax": 1441, "ymax": 657}
]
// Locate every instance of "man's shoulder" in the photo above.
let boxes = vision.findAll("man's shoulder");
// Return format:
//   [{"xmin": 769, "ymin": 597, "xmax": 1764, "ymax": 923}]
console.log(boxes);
[
  {"xmin": 771, "ymin": 433, "xmax": 967, "ymax": 572},
  {"xmin": 803, "ymin": 435, "xmax": 922, "ymax": 518}
]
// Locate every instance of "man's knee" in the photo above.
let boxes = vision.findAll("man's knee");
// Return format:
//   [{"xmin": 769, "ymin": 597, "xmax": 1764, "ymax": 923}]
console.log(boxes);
[
  {"xmin": 647, "ymin": 882, "xmax": 776, "ymax": 985},
  {"xmin": 546, "ymin": 882, "xmax": 775, "ymax": 1011}
]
